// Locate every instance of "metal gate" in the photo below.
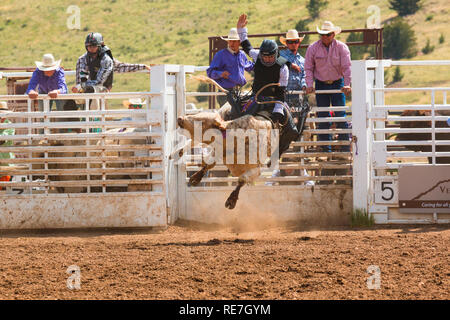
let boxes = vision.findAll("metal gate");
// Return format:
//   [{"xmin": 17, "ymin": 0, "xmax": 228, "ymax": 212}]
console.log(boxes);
[
  {"xmin": 167, "ymin": 65, "xmax": 353, "ymax": 226},
  {"xmin": 352, "ymin": 60, "xmax": 450, "ymax": 224},
  {"xmin": 0, "ymin": 89, "xmax": 166, "ymax": 229}
]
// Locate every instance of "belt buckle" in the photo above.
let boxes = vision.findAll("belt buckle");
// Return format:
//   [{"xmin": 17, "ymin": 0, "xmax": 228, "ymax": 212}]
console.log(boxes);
[{"xmin": 324, "ymin": 80, "xmax": 334, "ymax": 84}]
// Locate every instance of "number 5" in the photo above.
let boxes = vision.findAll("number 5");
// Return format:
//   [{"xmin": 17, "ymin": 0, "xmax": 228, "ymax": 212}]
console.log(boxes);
[{"xmin": 381, "ymin": 181, "xmax": 394, "ymax": 201}]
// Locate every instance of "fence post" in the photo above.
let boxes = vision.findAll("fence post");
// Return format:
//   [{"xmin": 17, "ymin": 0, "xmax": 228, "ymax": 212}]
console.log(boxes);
[
  {"xmin": 351, "ymin": 61, "xmax": 371, "ymax": 213},
  {"xmin": 150, "ymin": 65, "xmax": 168, "ymax": 198}
]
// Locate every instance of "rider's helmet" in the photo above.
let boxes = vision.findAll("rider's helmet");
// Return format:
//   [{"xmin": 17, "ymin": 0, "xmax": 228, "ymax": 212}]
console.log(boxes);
[
  {"xmin": 258, "ymin": 39, "xmax": 278, "ymax": 67},
  {"xmin": 85, "ymin": 32, "xmax": 104, "ymax": 51}
]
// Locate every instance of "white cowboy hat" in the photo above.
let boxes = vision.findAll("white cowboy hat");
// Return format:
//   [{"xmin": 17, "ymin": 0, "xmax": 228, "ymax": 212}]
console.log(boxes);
[
  {"xmin": 279, "ymin": 29, "xmax": 305, "ymax": 45},
  {"xmin": 35, "ymin": 53, "xmax": 61, "ymax": 71},
  {"xmin": 220, "ymin": 28, "xmax": 240, "ymax": 41},
  {"xmin": 123, "ymin": 98, "xmax": 145, "ymax": 109},
  {"xmin": 0, "ymin": 101, "xmax": 11, "ymax": 116},
  {"xmin": 316, "ymin": 21, "xmax": 342, "ymax": 35}
]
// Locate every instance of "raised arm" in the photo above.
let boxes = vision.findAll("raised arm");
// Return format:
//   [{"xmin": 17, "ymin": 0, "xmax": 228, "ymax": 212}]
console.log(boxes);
[{"xmin": 237, "ymin": 13, "xmax": 259, "ymax": 60}]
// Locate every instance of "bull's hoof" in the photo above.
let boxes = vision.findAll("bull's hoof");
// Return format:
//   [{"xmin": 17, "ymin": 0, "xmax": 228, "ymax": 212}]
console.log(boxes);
[
  {"xmin": 225, "ymin": 191, "xmax": 239, "ymax": 210},
  {"xmin": 189, "ymin": 170, "xmax": 204, "ymax": 186}
]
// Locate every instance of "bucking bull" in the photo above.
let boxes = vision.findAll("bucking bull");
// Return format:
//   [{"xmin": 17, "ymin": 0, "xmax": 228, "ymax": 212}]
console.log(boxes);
[{"xmin": 176, "ymin": 76, "xmax": 310, "ymax": 209}]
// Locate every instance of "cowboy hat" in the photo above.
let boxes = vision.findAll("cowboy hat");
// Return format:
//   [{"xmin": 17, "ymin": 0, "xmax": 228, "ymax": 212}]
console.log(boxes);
[
  {"xmin": 35, "ymin": 53, "xmax": 61, "ymax": 71},
  {"xmin": 0, "ymin": 101, "xmax": 11, "ymax": 116},
  {"xmin": 123, "ymin": 98, "xmax": 145, "ymax": 109},
  {"xmin": 279, "ymin": 29, "xmax": 305, "ymax": 46},
  {"xmin": 316, "ymin": 21, "xmax": 342, "ymax": 35},
  {"xmin": 220, "ymin": 28, "xmax": 240, "ymax": 41}
]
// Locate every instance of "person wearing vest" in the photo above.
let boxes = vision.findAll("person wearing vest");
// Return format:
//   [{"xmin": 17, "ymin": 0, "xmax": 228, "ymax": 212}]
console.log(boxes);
[
  {"xmin": 237, "ymin": 13, "xmax": 299, "ymax": 158},
  {"xmin": 72, "ymin": 32, "xmax": 114, "ymax": 94}
]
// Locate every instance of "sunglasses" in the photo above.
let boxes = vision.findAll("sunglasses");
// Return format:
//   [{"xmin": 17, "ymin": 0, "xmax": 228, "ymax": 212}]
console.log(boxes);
[
  {"xmin": 321, "ymin": 33, "xmax": 334, "ymax": 37},
  {"xmin": 286, "ymin": 40, "xmax": 300, "ymax": 44}
]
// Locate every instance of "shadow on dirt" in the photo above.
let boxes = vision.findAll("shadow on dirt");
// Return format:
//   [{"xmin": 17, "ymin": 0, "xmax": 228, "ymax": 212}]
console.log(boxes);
[
  {"xmin": 152, "ymin": 238, "xmax": 254, "ymax": 247},
  {"xmin": 0, "ymin": 226, "xmax": 166, "ymax": 239}
]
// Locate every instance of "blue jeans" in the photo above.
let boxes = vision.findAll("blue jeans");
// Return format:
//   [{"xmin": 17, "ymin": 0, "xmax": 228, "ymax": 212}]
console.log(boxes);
[
  {"xmin": 37, "ymin": 100, "xmax": 66, "ymax": 112},
  {"xmin": 315, "ymin": 78, "xmax": 349, "ymax": 152}
]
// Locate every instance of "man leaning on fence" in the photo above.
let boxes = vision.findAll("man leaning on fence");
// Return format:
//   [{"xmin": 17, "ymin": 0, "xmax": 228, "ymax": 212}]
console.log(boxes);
[
  {"xmin": 207, "ymin": 27, "xmax": 254, "ymax": 107},
  {"xmin": 304, "ymin": 21, "xmax": 351, "ymax": 153},
  {"xmin": 26, "ymin": 53, "xmax": 68, "ymax": 112},
  {"xmin": 0, "ymin": 102, "xmax": 15, "ymax": 189}
]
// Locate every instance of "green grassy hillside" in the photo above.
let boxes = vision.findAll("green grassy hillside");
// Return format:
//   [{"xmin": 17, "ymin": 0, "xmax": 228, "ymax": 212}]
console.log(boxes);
[{"xmin": 0, "ymin": 0, "xmax": 449, "ymax": 105}]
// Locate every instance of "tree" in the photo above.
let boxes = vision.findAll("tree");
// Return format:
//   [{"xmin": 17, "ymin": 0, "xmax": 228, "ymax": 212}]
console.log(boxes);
[
  {"xmin": 195, "ymin": 83, "xmax": 208, "ymax": 103},
  {"xmin": 389, "ymin": 0, "xmax": 421, "ymax": 17},
  {"xmin": 346, "ymin": 32, "xmax": 368, "ymax": 60},
  {"xmin": 306, "ymin": 0, "xmax": 328, "ymax": 19},
  {"xmin": 421, "ymin": 39, "xmax": 434, "ymax": 54},
  {"xmin": 295, "ymin": 19, "xmax": 311, "ymax": 57},
  {"xmin": 392, "ymin": 66, "xmax": 404, "ymax": 83},
  {"xmin": 383, "ymin": 18, "xmax": 417, "ymax": 59},
  {"xmin": 295, "ymin": 19, "xmax": 310, "ymax": 44}
]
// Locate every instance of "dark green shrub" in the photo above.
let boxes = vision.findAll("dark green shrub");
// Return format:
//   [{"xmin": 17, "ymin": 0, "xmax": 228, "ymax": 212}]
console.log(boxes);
[
  {"xmin": 389, "ymin": 0, "xmax": 422, "ymax": 17},
  {"xmin": 306, "ymin": 0, "xmax": 328, "ymax": 19},
  {"xmin": 383, "ymin": 18, "xmax": 417, "ymax": 59},
  {"xmin": 421, "ymin": 39, "xmax": 435, "ymax": 54}
]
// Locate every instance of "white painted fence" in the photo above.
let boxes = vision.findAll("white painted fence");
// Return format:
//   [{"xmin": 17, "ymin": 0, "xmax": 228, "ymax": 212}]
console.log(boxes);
[
  {"xmin": 0, "ymin": 90, "xmax": 167, "ymax": 228},
  {"xmin": 1, "ymin": 61, "xmax": 448, "ymax": 228}
]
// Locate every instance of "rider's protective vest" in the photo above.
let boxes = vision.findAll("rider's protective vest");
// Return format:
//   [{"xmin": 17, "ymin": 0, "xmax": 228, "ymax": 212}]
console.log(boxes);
[
  {"xmin": 87, "ymin": 46, "xmax": 114, "ymax": 89},
  {"xmin": 252, "ymin": 56, "xmax": 287, "ymax": 101}
]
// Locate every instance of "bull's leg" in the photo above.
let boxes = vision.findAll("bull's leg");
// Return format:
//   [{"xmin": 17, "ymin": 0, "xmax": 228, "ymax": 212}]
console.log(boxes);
[
  {"xmin": 189, "ymin": 163, "xmax": 215, "ymax": 186},
  {"xmin": 225, "ymin": 167, "xmax": 260, "ymax": 210},
  {"xmin": 225, "ymin": 179, "xmax": 244, "ymax": 210}
]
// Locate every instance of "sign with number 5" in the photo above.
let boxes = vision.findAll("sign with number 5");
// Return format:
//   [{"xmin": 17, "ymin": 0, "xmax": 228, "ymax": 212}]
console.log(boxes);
[{"xmin": 375, "ymin": 179, "xmax": 398, "ymax": 204}]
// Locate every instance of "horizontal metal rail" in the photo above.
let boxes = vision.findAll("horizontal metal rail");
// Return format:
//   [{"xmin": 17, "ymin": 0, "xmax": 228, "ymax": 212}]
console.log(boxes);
[
  {"xmin": 0, "ymin": 132, "xmax": 160, "ymax": 141},
  {"xmin": 375, "ymin": 140, "xmax": 450, "ymax": 146},
  {"xmin": 0, "ymin": 92, "xmax": 160, "ymax": 101},
  {"xmin": 0, "ymin": 167, "xmax": 163, "ymax": 175},
  {"xmin": 292, "ymin": 140, "xmax": 351, "ymax": 146},
  {"xmin": 0, "ymin": 145, "xmax": 161, "ymax": 153},
  {"xmin": 371, "ymin": 87, "xmax": 450, "ymax": 92},
  {"xmin": 0, "ymin": 120, "xmax": 157, "ymax": 129},
  {"xmin": 185, "ymin": 176, "xmax": 352, "ymax": 183},
  {"xmin": 386, "ymin": 151, "xmax": 450, "ymax": 157},
  {"xmin": 0, "ymin": 179, "xmax": 163, "ymax": 188},
  {"xmin": 0, "ymin": 156, "xmax": 162, "ymax": 164},
  {"xmin": 373, "ymin": 128, "xmax": 450, "ymax": 134},
  {"xmin": 186, "ymin": 163, "xmax": 352, "ymax": 171}
]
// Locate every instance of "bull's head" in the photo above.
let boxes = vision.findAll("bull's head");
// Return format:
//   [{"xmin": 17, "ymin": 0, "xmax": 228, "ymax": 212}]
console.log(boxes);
[{"xmin": 177, "ymin": 112, "xmax": 227, "ymax": 143}]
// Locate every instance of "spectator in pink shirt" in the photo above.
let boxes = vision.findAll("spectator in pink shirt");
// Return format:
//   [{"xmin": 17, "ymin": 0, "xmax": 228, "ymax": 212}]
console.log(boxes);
[{"xmin": 305, "ymin": 21, "xmax": 351, "ymax": 153}]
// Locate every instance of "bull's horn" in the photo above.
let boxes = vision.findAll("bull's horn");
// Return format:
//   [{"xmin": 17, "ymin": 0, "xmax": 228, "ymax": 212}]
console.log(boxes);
[{"xmin": 190, "ymin": 75, "xmax": 229, "ymax": 93}]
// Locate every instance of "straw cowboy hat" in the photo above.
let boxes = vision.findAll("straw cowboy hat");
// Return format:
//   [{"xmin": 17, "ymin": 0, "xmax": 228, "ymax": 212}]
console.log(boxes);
[
  {"xmin": 35, "ymin": 53, "xmax": 61, "ymax": 71},
  {"xmin": 123, "ymin": 98, "xmax": 145, "ymax": 109},
  {"xmin": 316, "ymin": 21, "xmax": 342, "ymax": 35},
  {"xmin": 220, "ymin": 28, "xmax": 240, "ymax": 41},
  {"xmin": 279, "ymin": 29, "xmax": 305, "ymax": 45},
  {"xmin": 0, "ymin": 101, "xmax": 11, "ymax": 116}
]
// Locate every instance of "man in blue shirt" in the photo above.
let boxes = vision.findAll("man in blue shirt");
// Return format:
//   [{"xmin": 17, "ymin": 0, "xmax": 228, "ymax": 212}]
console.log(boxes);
[
  {"xmin": 279, "ymin": 29, "xmax": 306, "ymax": 105},
  {"xmin": 207, "ymin": 28, "xmax": 254, "ymax": 106},
  {"xmin": 26, "ymin": 53, "xmax": 68, "ymax": 112}
]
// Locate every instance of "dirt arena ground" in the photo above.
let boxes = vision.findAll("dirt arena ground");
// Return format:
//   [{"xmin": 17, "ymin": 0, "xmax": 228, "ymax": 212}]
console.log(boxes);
[{"xmin": 0, "ymin": 221, "xmax": 448, "ymax": 300}]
